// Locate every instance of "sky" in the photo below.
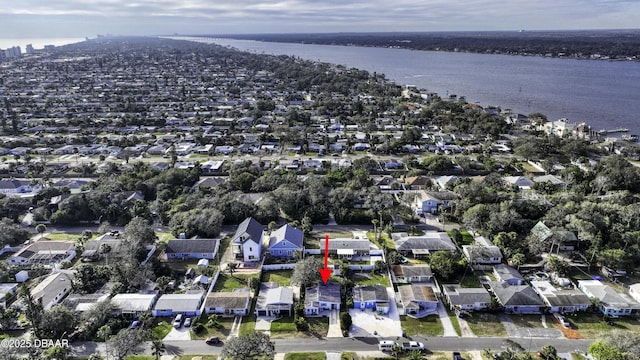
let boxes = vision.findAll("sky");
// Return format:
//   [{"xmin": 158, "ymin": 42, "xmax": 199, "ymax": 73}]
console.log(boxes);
[{"xmin": 1, "ymin": 0, "xmax": 639, "ymax": 39}]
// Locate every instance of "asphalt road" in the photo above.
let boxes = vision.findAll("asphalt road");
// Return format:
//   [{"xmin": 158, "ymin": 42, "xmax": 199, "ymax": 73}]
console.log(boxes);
[{"xmin": 71, "ymin": 336, "xmax": 594, "ymax": 357}]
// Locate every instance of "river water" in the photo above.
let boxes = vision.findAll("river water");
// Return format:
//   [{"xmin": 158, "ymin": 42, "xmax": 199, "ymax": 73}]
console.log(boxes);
[{"xmin": 202, "ymin": 38, "xmax": 640, "ymax": 135}]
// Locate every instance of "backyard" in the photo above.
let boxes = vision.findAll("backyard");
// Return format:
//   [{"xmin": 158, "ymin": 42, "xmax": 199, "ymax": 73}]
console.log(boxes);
[
  {"xmin": 261, "ymin": 269, "xmax": 293, "ymax": 286},
  {"xmin": 212, "ymin": 273, "xmax": 253, "ymax": 292}
]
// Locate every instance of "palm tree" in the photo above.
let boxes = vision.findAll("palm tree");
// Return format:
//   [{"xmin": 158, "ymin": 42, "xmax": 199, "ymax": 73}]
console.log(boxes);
[
  {"xmin": 390, "ymin": 344, "xmax": 403, "ymax": 360},
  {"xmin": 151, "ymin": 339, "xmax": 165, "ymax": 360},
  {"xmin": 408, "ymin": 350, "xmax": 424, "ymax": 360},
  {"xmin": 100, "ymin": 243, "xmax": 112, "ymax": 265},
  {"xmin": 36, "ymin": 224, "xmax": 46, "ymax": 239}
]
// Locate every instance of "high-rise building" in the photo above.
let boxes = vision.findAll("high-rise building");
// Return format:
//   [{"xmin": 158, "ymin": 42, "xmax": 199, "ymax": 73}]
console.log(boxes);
[{"xmin": 25, "ymin": 44, "xmax": 34, "ymax": 55}]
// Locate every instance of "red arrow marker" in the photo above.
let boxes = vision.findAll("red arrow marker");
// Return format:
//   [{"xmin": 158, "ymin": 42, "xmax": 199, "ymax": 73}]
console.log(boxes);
[{"xmin": 319, "ymin": 234, "xmax": 333, "ymax": 284}]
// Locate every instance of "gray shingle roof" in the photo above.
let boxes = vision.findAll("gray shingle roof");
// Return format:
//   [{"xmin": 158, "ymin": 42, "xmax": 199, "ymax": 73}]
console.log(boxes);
[
  {"xmin": 488, "ymin": 281, "xmax": 545, "ymax": 307},
  {"xmin": 443, "ymin": 285, "xmax": 491, "ymax": 306},
  {"xmin": 164, "ymin": 239, "xmax": 219, "ymax": 254},
  {"xmin": 394, "ymin": 232, "xmax": 456, "ymax": 252},
  {"xmin": 268, "ymin": 224, "xmax": 303, "ymax": 249},
  {"xmin": 233, "ymin": 217, "xmax": 264, "ymax": 245},
  {"xmin": 305, "ymin": 281, "xmax": 341, "ymax": 308},
  {"xmin": 353, "ymin": 285, "xmax": 389, "ymax": 303},
  {"xmin": 205, "ymin": 289, "xmax": 251, "ymax": 309}
]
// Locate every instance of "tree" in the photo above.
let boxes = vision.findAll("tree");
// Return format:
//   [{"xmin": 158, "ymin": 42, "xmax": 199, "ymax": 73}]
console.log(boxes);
[
  {"xmin": 301, "ymin": 215, "xmax": 313, "ymax": 235},
  {"xmin": 221, "ymin": 331, "xmax": 275, "ymax": 360},
  {"xmin": 36, "ymin": 223, "xmax": 46, "ymax": 239},
  {"xmin": 39, "ymin": 305, "xmax": 76, "ymax": 339},
  {"xmin": 107, "ymin": 328, "xmax": 146, "ymax": 360},
  {"xmin": 390, "ymin": 344, "xmax": 404, "ymax": 360},
  {"xmin": 408, "ymin": 350, "xmax": 424, "ymax": 360},
  {"xmin": 291, "ymin": 256, "xmax": 322, "ymax": 287},
  {"xmin": 539, "ymin": 345, "xmax": 558, "ymax": 360},
  {"xmin": 0, "ymin": 218, "xmax": 31, "ymax": 247},
  {"xmin": 429, "ymin": 251, "xmax": 464, "ymax": 281},
  {"xmin": 545, "ymin": 256, "xmax": 569, "ymax": 276},
  {"xmin": 124, "ymin": 216, "xmax": 156, "ymax": 245},
  {"xmin": 588, "ymin": 341, "xmax": 625, "ymax": 360},
  {"xmin": 44, "ymin": 345, "xmax": 71, "ymax": 360},
  {"xmin": 151, "ymin": 339, "xmax": 166, "ymax": 360},
  {"xmin": 19, "ymin": 284, "xmax": 43, "ymax": 336},
  {"xmin": 600, "ymin": 330, "xmax": 640, "ymax": 359},
  {"xmin": 0, "ymin": 305, "xmax": 18, "ymax": 330},
  {"xmin": 97, "ymin": 325, "xmax": 111, "ymax": 341}
]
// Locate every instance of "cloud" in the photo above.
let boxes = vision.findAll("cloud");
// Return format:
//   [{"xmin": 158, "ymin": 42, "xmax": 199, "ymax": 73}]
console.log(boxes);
[{"xmin": 0, "ymin": 0, "xmax": 638, "ymax": 37}]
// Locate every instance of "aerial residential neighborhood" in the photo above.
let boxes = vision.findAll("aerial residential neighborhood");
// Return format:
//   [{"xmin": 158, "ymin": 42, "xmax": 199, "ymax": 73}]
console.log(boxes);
[{"xmin": 0, "ymin": 37, "xmax": 639, "ymax": 360}]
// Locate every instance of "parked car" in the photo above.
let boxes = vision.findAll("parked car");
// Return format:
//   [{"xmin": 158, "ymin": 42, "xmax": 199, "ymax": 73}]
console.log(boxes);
[
  {"xmin": 129, "ymin": 320, "xmax": 140, "ymax": 329},
  {"xmin": 453, "ymin": 351, "xmax": 463, "ymax": 360},
  {"xmin": 184, "ymin": 317, "xmax": 192, "ymax": 327},
  {"xmin": 552, "ymin": 313, "xmax": 571, "ymax": 328},
  {"xmin": 205, "ymin": 336, "xmax": 221, "ymax": 345},
  {"xmin": 173, "ymin": 314, "xmax": 183, "ymax": 328}
]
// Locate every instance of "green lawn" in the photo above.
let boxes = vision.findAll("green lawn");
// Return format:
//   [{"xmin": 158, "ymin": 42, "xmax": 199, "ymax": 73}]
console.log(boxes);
[
  {"xmin": 446, "ymin": 308, "xmax": 462, "ymax": 336},
  {"xmin": 465, "ymin": 312, "xmax": 507, "ymax": 337},
  {"xmin": 213, "ymin": 273, "xmax": 252, "ymax": 292},
  {"xmin": 270, "ymin": 317, "xmax": 329, "ymax": 339},
  {"xmin": 366, "ymin": 231, "xmax": 395, "ymax": 250},
  {"xmin": 261, "ymin": 270, "xmax": 293, "ymax": 286},
  {"xmin": 460, "ymin": 231, "xmax": 475, "ymax": 245},
  {"xmin": 284, "ymin": 353, "xmax": 326, "ymax": 360},
  {"xmin": 125, "ymin": 356, "xmax": 153, "ymax": 360},
  {"xmin": 271, "ymin": 317, "xmax": 297, "ymax": 332},
  {"xmin": 40, "ymin": 232, "xmax": 78, "ymax": 241},
  {"xmin": 400, "ymin": 315, "xmax": 443, "ymax": 337},
  {"xmin": 508, "ymin": 314, "xmax": 545, "ymax": 328},
  {"xmin": 238, "ymin": 296, "xmax": 258, "ymax": 336},
  {"xmin": 190, "ymin": 315, "xmax": 236, "ymax": 339},
  {"xmin": 151, "ymin": 321, "xmax": 173, "ymax": 340},
  {"xmin": 570, "ymin": 312, "xmax": 640, "ymax": 339},
  {"xmin": 352, "ymin": 272, "xmax": 391, "ymax": 287}
]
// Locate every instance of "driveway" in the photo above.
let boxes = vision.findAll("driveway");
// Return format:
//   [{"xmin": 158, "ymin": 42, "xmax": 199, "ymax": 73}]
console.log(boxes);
[
  {"xmin": 255, "ymin": 317, "xmax": 274, "ymax": 334},
  {"xmin": 435, "ymin": 301, "xmax": 458, "ymax": 337},
  {"xmin": 348, "ymin": 288, "xmax": 403, "ymax": 337},
  {"xmin": 326, "ymin": 309, "xmax": 343, "ymax": 338},
  {"xmin": 164, "ymin": 325, "xmax": 192, "ymax": 341},
  {"xmin": 498, "ymin": 313, "xmax": 563, "ymax": 339}
]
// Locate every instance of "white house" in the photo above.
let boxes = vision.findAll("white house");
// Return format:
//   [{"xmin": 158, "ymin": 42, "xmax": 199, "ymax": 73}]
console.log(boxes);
[
  {"xmin": 152, "ymin": 290, "xmax": 205, "ymax": 317},
  {"xmin": 231, "ymin": 217, "xmax": 264, "ymax": 263},
  {"xmin": 31, "ymin": 272, "xmax": 73, "ymax": 310},
  {"xmin": 111, "ymin": 293, "xmax": 159, "ymax": 317},
  {"xmin": 205, "ymin": 289, "xmax": 251, "ymax": 316},
  {"xmin": 578, "ymin": 280, "xmax": 640, "ymax": 317}
]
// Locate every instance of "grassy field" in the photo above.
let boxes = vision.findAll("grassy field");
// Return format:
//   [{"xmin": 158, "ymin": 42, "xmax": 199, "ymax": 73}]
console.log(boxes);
[
  {"xmin": 261, "ymin": 269, "xmax": 293, "ymax": 286},
  {"xmin": 41, "ymin": 232, "xmax": 78, "ymax": 241},
  {"xmin": 400, "ymin": 315, "xmax": 443, "ymax": 337},
  {"xmin": 508, "ymin": 314, "xmax": 545, "ymax": 328},
  {"xmin": 151, "ymin": 321, "xmax": 173, "ymax": 340},
  {"xmin": 270, "ymin": 317, "xmax": 329, "ymax": 339},
  {"xmin": 352, "ymin": 272, "xmax": 391, "ymax": 287},
  {"xmin": 190, "ymin": 314, "xmax": 236, "ymax": 339},
  {"xmin": 570, "ymin": 312, "xmax": 640, "ymax": 339},
  {"xmin": 366, "ymin": 231, "xmax": 395, "ymax": 250},
  {"xmin": 212, "ymin": 273, "xmax": 252, "ymax": 292},
  {"xmin": 284, "ymin": 353, "xmax": 326, "ymax": 360},
  {"xmin": 465, "ymin": 312, "xmax": 508, "ymax": 337},
  {"xmin": 238, "ymin": 296, "xmax": 258, "ymax": 336}
]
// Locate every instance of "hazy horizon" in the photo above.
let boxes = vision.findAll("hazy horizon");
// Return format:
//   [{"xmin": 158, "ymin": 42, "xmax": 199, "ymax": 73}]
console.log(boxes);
[{"xmin": 1, "ymin": 0, "xmax": 639, "ymax": 39}]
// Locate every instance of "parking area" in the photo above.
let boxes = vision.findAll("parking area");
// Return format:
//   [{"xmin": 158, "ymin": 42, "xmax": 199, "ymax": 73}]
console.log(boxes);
[
  {"xmin": 163, "ymin": 325, "xmax": 192, "ymax": 340},
  {"xmin": 348, "ymin": 288, "xmax": 403, "ymax": 337}
]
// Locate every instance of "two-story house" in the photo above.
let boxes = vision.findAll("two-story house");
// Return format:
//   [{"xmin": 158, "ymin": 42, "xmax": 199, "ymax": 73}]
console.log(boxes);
[{"xmin": 231, "ymin": 217, "xmax": 265, "ymax": 263}]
